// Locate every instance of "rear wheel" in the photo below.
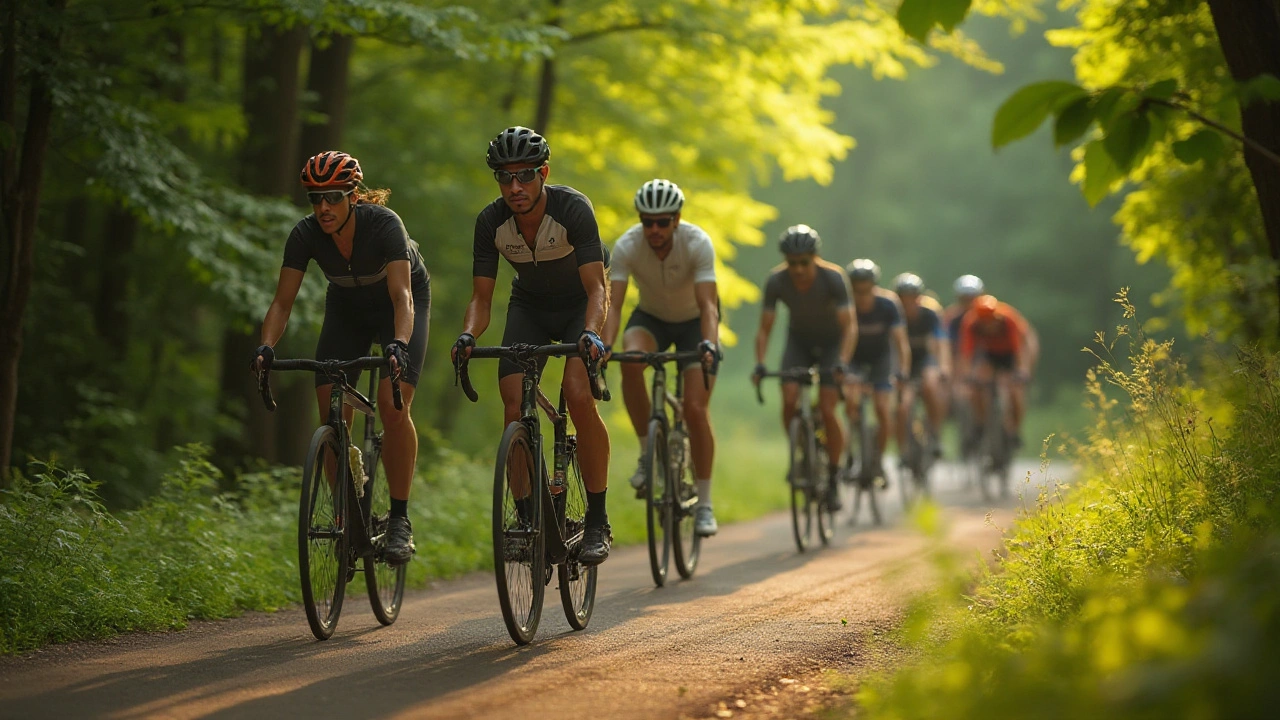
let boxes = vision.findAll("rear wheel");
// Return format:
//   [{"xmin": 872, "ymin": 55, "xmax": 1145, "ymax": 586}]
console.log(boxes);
[
  {"xmin": 558, "ymin": 446, "xmax": 597, "ymax": 630},
  {"xmin": 671, "ymin": 428, "xmax": 701, "ymax": 580},
  {"xmin": 493, "ymin": 422, "xmax": 545, "ymax": 645},
  {"xmin": 364, "ymin": 439, "xmax": 405, "ymax": 626},
  {"xmin": 645, "ymin": 419, "xmax": 672, "ymax": 587},
  {"xmin": 299, "ymin": 425, "xmax": 349, "ymax": 641},
  {"xmin": 788, "ymin": 416, "xmax": 815, "ymax": 552},
  {"xmin": 816, "ymin": 446, "xmax": 835, "ymax": 546}
]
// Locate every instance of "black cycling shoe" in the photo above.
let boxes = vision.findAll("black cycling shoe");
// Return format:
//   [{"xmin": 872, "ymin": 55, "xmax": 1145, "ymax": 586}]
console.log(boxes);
[
  {"xmin": 384, "ymin": 516, "xmax": 416, "ymax": 566},
  {"xmin": 825, "ymin": 471, "xmax": 843, "ymax": 511},
  {"xmin": 578, "ymin": 522, "xmax": 613, "ymax": 566}
]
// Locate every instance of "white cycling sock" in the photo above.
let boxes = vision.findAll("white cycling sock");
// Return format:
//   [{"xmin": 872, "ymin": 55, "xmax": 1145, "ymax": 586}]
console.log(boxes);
[{"xmin": 696, "ymin": 479, "xmax": 712, "ymax": 507}]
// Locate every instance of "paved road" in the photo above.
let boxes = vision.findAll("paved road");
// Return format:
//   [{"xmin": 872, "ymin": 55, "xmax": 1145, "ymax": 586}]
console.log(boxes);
[{"xmin": 0, "ymin": 462, "xmax": 1041, "ymax": 720}]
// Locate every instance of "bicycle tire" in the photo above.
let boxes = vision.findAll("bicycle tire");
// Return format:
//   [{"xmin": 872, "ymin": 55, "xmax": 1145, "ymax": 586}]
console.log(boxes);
[
  {"xmin": 816, "ymin": 444, "xmax": 835, "ymax": 546},
  {"xmin": 645, "ymin": 418, "xmax": 672, "ymax": 587},
  {"xmin": 493, "ymin": 421, "xmax": 546, "ymax": 645},
  {"xmin": 557, "ymin": 448, "xmax": 597, "ymax": 630},
  {"xmin": 299, "ymin": 425, "xmax": 349, "ymax": 640},
  {"xmin": 671, "ymin": 427, "xmax": 701, "ymax": 579},
  {"xmin": 788, "ymin": 416, "xmax": 814, "ymax": 552},
  {"xmin": 364, "ymin": 439, "xmax": 405, "ymax": 626}
]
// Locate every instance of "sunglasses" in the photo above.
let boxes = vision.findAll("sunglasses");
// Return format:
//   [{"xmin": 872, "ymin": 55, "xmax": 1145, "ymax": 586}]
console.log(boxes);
[
  {"xmin": 493, "ymin": 166, "xmax": 545, "ymax": 185},
  {"xmin": 786, "ymin": 258, "xmax": 813, "ymax": 268},
  {"xmin": 307, "ymin": 188, "xmax": 354, "ymax": 205},
  {"xmin": 641, "ymin": 216, "xmax": 675, "ymax": 228}
]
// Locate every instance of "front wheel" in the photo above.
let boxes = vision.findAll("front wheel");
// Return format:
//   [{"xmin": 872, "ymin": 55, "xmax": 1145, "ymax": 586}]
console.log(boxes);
[
  {"xmin": 363, "ymin": 439, "xmax": 405, "ymax": 626},
  {"xmin": 645, "ymin": 418, "xmax": 672, "ymax": 587},
  {"xmin": 493, "ymin": 422, "xmax": 546, "ymax": 645},
  {"xmin": 788, "ymin": 416, "xmax": 815, "ymax": 553},
  {"xmin": 557, "ymin": 447, "xmax": 597, "ymax": 630},
  {"xmin": 671, "ymin": 428, "xmax": 701, "ymax": 580},
  {"xmin": 299, "ymin": 425, "xmax": 349, "ymax": 641}
]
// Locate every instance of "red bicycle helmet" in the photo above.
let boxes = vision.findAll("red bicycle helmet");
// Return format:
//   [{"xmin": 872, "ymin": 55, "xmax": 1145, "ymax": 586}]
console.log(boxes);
[
  {"xmin": 300, "ymin": 151, "xmax": 363, "ymax": 188},
  {"xmin": 973, "ymin": 294, "xmax": 1000, "ymax": 319}
]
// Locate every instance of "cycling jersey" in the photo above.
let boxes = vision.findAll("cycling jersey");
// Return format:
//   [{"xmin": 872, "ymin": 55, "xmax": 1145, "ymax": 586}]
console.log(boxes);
[
  {"xmin": 473, "ymin": 184, "xmax": 608, "ymax": 309},
  {"xmin": 611, "ymin": 221, "xmax": 716, "ymax": 323},
  {"xmin": 959, "ymin": 302, "xmax": 1029, "ymax": 359},
  {"xmin": 762, "ymin": 260, "xmax": 851, "ymax": 346},
  {"xmin": 283, "ymin": 203, "xmax": 430, "ymax": 297},
  {"xmin": 904, "ymin": 304, "xmax": 944, "ymax": 373},
  {"xmin": 852, "ymin": 292, "xmax": 903, "ymax": 363}
]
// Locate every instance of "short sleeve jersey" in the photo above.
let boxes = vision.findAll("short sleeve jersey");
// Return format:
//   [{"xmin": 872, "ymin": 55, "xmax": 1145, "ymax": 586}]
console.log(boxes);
[
  {"xmin": 904, "ymin": 300, "xmax": 945, "ymax": 360},
  {"xmin": 959, "ymin": 302, "xmax": 1029, "ymax": 358},
  {"xmin": 282, "ymin": 203, "xmax": 430, "ymax": 300},
  {"xmin": 472, "ymin": 185, "xmax": 608, "ymax": 308},
  {"xmin": 611, "ymin": 221, "xmax": 716, "ymax": 323},
  {"xmin": 763, "ymin": 260, "xmax": 851, "ymax": 346},
  {"xmin": 852, "ymin": 291, "xmax": 903, "ymax": 361}
]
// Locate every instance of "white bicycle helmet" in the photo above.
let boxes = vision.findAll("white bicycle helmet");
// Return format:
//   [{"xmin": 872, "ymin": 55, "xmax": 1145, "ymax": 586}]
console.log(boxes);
[
  {"xmin": 953, "ymin": 274, "xmax": 985, "ymax": 297},
  {"xmin": 634, "ymin": 178, "xmax": 685, "ymax": 214}
]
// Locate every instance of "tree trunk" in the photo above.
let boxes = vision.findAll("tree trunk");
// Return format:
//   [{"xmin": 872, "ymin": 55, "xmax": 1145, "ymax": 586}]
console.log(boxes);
[
  {"xmin": 1205, "ymin": 0, "xmax": 1280, "ymax": 335},
  {"xmin": 533, "ymin": 0, "xmax": 564, "ymax": 134},
  {"xmin": 214, "ymin": 23, "xmax": 306, "ymax": 469},
  {"xmin": 0, "ymin": 0, "xmax": 67, "ymax": 481}
]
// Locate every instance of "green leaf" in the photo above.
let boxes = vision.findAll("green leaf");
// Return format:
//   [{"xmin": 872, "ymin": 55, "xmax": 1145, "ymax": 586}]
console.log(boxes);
[
  {"xmin": 897, "ymin": 0, "xmax": 974, "ymax": 43},
  {"xmin": 1172, "ymin": 129, "xmax": 1226, "ymax": 165},
  {"xmin": 1102, "ymin": 110, "xmax": 1152, "ymax": 172},
  {"xmin": 1092, "ymin": 86, "xmax": 1139, "ymax": 126},
  {"xmin": 1236, "ymin": 74, "xmax": 1280, "ymax": 107},
  {"xmin": 1053, "ymin": 96, "xmax": 1096, "ymax": 147},
  {"xmin": 993, "ymin": 81, "xmax": 1088, "ymax": 149},
  {"xmin": 1142, "ymin": 79, "xmax": 1179, "ymax": 101},
  {"xmin": 1082, "ymin": 140, "xmax": 1121, "ymax": 207}
]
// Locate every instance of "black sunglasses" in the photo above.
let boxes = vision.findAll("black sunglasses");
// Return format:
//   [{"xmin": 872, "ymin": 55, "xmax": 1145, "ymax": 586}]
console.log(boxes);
[
  {"xmin": 307, "ymin": 188, "xmax": 354, "ymax": 205},
  {"xmin": 641, "ymin": 216, "xmax": 674, "ymax": 228},
  {"xmin": 786, "ymin": 258, "xmax": 813, "ymax": 267},
  {"xmin": 493, "ymin": 166, "xmax": 544, "ymax": 185}
]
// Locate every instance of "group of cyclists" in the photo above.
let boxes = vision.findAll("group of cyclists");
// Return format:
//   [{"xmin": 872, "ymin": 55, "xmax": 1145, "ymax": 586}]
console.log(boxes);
[{"xmin": 251, "ymin": 124, "xmax": 1037, "ymax": 579}]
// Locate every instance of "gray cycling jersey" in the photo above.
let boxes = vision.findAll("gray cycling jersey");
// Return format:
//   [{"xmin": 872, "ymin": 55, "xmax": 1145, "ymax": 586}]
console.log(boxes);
[
  {"xmin": 762, "ymin": 260, "xmax": 851, "ymax": 345},
  {"xmin": 611, "ymin": 221, "xmax": 716, "ymax": 323}
]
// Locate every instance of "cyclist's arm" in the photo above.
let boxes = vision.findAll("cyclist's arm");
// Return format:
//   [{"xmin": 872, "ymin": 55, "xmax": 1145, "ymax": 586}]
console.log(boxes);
[
  {"xmin": 386, "ymin": 259, "xmax": 414, "ymax": 345},
  {"xmin": 695, "ymin": 281, "xmax": 719, "ymax": 346},
  {"xmin": 259, "ymin": 267, "xmax": 305, "ymax": 347},
  {"xmin": 461, "ymin": 276, "xmax": 497, "ymax": 339},
  {"xmin": 931, "ymin": 333, "xmax": 951, "ymax": 377},
  {"xmin": 1022, "ymin": 321, "xmax": 1040, "ymax": 374},
  {"xmin": 579, "ymin": 261, "xmax": 608, "ymax": 335},
  {"xmin": 603, "ymin": 279, "xmax": 629, "ymax": 349},
  {"xmin": 838, "ymin": 305, "xmax": 856, "ymax": 367},
  {"xmin": 756, "ymin": 309, "xmax": 776, "ymax": 365},
  {"xmin": 893, "ymin": 325, "xmax": 911, "ymax": 378},
  {"xmin": 957, "ymin": 316, "xmax": 976, "ymax": 380}
]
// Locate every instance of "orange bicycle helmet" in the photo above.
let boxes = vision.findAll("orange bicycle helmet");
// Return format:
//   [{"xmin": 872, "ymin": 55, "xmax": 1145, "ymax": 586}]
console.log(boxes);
[
  {"xmin": 973, "ymin": 294, "xmax": 1000, "ymax": 319},
  {"xmin": 300, "ymin": 151, "xmax": 363, "ymax": 188}
]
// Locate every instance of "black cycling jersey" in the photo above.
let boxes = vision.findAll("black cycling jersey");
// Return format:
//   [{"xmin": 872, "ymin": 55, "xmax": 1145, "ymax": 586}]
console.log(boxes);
[
  {"xmin": 473, "ymin": 184, "xmax": 608, "ymax": 309},
  {"xmin": 762, "ymin": 261, "xmax": 851, "ymax": 346},
  {"xmin": 905, "ymin": 305, "xmax": 943, "ymax": 360},
  {"xmin": 852, "ymin": 294, "xmax": 902, "ymax": 362},
  {"xmin": 283, "ymin": 203, "xmax": 430, "ymax": 299}
]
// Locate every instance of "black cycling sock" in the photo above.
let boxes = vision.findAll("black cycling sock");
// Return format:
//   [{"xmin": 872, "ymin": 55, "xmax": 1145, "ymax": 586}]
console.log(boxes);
[
  {"xmin": 390, "ymin": 498, "xmax": 408, "ymax": 519},
  {"xmin": 586, "ymin": 489, "xmax": 608, "ymax": 527}
]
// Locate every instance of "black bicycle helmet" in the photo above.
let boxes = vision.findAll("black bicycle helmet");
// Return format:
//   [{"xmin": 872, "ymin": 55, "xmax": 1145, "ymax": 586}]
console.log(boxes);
[
  {"xmin": 846, "ymin": 258, "xmax": 880, "ymax": 284},
  {"xmin": 778, "ymin": 224, "xmax": 822, "ymax": 255},
  {"xmin": 486, "ymin": 126, "xmax": 550, "ymax": 169},
  {"xmin": 894, "ymin": 272, "xmax": 925, "ymax": 295}
]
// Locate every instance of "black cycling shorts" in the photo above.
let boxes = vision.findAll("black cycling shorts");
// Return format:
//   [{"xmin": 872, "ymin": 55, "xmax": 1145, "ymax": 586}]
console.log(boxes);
[
  {"xmin": 625, "ymin": 309, "xmax": 703, "ymax": 370},
  {"xmin": 909, "ymin": 352, "xmax": 939, "ymax": 380},
  {"xmin": 852, "ymin": 348, "xmax": 893, "ymax": 391},
  {"xmin": 781, "ymin": 337, "xmax": 842, "ymax": 387},
  {"xmin": 499, "ymin": 299, "xmax": 587, "ymax": 379},
  {"xmin": 314, "ymin": 281, "xmax": 431, "ymax": 388},
  {"xmin": 981, "ymin": 351, "xmax": 1016, "ymax": 371}
]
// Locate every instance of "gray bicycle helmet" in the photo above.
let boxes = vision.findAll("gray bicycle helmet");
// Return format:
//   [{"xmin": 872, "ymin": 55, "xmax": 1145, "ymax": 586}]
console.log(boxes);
[
  {"xmin": 486, "ymin": 126, "xmax": 550, "ymax": 169},
  {"xmin": 635, "ymin": 178, "xmax": 684, "ymax": 214},
  {"xmin": 846, "ymin": 259, "xmax": 880, "ymax": 284},
  {"xmin": 778, "ymin": 224, "xmax": 821, "ymax": 255},
  {"xmin": 953, "ymin": 274, "xmax": 985, "ymax": 297},
  {"xmin": 894, "ymin": 272, "xmax": 925, "ymax": 295}
]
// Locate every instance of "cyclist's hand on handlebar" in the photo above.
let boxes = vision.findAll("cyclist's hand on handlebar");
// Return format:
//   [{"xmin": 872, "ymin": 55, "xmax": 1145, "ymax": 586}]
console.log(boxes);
[
  {"xmin": 579, "ymin": 330, "xmax": 606, "ymax": 363},
  {"xmin": 751, "ymin": 362, "xmax": 767, "ymax": 387},
  {"xmin": 384, "ymin": 339, "xmax": 410, "ymax": 381},
  {"xmin": 698, "ymin": 339, "xmax": 721, "ymax": 376},
  {"xmin": 250, "ymin": 344, "xmax": 274, "ymax": 374},
  {"xmin": 451, "ymin": 333, "xmax": 475, "ymax": 364},
  {"xmin": 603, "ymin": 344, "xmax": 613, "ymax": 363}
]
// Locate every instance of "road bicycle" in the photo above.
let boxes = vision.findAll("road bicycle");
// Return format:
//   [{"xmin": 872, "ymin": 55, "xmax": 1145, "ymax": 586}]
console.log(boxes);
[
  {"xmin": 756, "ymin": 367, "xmax": 837, "ymax": 553},
  {"xmin": 257, "ymin": 355, "xmax": 406, "ymax": 641},
  {"xmin": 896, "ymin": 378, "xmax": 936, "ymax": 509},
  {"xmin": 608, "ymin": 350, "xmax": 709, "ymax": 586},
  {"xmin": 969, "ymin": 377, "xmax": 1014, "ymax": 501},
  {"xmin": 841, "ymin": 372, "xmax": 884, "ymax": 527},
  {"xmin": 454, "ymin": 342, "xmax": 606, "ymax": 645}
]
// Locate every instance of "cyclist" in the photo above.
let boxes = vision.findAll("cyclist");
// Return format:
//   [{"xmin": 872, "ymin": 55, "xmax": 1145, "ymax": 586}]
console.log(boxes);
[
  {"xmin": 893, "ymin": 273, "xmax": 949, "ymax": 459},
  {"xmin": 751, "ymin": 225, "xmax": 856, "ymax": 510},
  {"xmin": 253, "ymin": 150, "xmax": 430, "ymax": 566},
  {"xmin": 603, "ymin": 179, "xmax": 722, "ymax": 536},
  {"xmin": 452, "ymin": 127, "xmax": 614, "ymax": 565},
  {"xmin": 844, "ymin": 260, "xmax": 909, "ymax": 484},
  {"xmin": 944, "ymin": 274, "xmax": 985, "ymax": 454},
  {"xmin": 957, "ymin": 295, "xmax": 1037, "ymax": 450}
]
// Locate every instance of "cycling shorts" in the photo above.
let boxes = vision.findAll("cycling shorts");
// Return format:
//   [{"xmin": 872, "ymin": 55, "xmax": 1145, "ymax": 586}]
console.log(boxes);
[
  {"xmin": 314, "ymin": 280, "xmax": 431, "ymax": 388},
  {"xmin": 980, "ymin": 351, "xmax": 1016, "ymax": 371},
  {"xmin": 909, "ymin": 353, "xmax": 939, "ymax": 380},
  {"xmin": 625, "ymin": 309, "xmax": 703, "ymax": 370},
  {"xmin": 781, "ymin": 337, "xmax": 842, "ymax": 387},
  {"xmin": 499, "ymin": 298, "xmax": 587, "ymax": 379},
  {"xmin": 852, "ymin": 349, "xmax": 893, "ymax": 392}
]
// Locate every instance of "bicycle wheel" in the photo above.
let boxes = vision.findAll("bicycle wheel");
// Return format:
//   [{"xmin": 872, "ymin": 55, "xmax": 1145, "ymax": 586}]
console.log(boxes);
[
  {"xmin": 557, "ymin": 447, "xmax": 597, "ymax": 630},
  {"xmin": 299, "ymin": 425, "xmax": 349, "ymax": 641},
  {"xmin": 645, "ymin": 418, "xmax": 672, "ymax": 587},
  {"xmin": 900, "ymin": 412, "xmax": 923, "ymax": 510},
  {"xmin": 816, "ymin": 446, "xmax": 835, "ymax": 546},
  {"xmin": 671, "ymin": 428, "xmax": 701, "ymax": 579},
  {"xmin": 788, "ymin": 416, "xmax": 815, "ymax": 552},
  {"xmin": 493, "ymin": 421, "xmax": 546, "ymax": 645},
  {"xmin": 363, "ymin": 439, "xmax": 405, "ymax": 626}
]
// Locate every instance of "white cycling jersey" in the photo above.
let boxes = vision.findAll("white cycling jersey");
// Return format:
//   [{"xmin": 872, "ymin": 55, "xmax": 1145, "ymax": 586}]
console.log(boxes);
[{"xmin": 611, "ymin": 221, "xmax": 717, "ymax": 323}]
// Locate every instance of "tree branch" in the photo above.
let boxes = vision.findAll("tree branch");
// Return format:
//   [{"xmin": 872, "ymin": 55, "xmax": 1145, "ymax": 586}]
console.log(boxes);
[
  {"xmin": 566, "ymin": 21, "xmax": 666, "ymax": 45},
  {"xmin": 1150, "ymin": 97, "xmax": 1280, "ymax": 168}
]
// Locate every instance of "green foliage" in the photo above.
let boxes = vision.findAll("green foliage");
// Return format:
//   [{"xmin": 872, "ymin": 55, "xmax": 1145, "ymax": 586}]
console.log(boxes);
[
  {"xmin": 991, "ymin": 80, "xmax": 1087, "ymax": 148},
  {"xmin": 852, "ymin": 298, "xmax": 1280, "ymax": 719},
  {"xmin": 897, "ymin": 0, "xmax": 974, "ymax": 43}
]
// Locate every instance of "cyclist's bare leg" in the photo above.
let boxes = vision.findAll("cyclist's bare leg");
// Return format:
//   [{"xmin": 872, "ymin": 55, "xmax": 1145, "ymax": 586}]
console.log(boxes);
[
  {"xmin": 969, "ymin": 361, "xmax": 994, "ymax": 429},
  {"xmin": 781, "ymin": 381, "xmax": 801, "ymax": 431},
  {"xmin": 377, "ymin": 380, "xmax": 417, "ymax": 501},
  {"xmin": 896, "ymin": 382, "xmax": 918, "ymax": 453},
  {"xmin": 818, "ymin": 385, "xmax": 845, "ymax": 465},
  {"xmin": 316, "ymin": 384, "xmax": 357, "ymax": 485},
  {"xmin": 619, "ymin": 328, "xmax": 658, "ymax": 437},
  {"xmin": 873, "ymin": 388, "xmax": 893, "ymax": 459},
  {"xmin": 921, "ymin": 366, "xmax": 945, "ymax": 434},
  {"xmin": 563, "ymin": 357, "xmax": 610, "ymax": 493},
  {"xmin": 1001, "ymin": 371, "xmax": 1025, "ymax": 436},
  {"xmin": 844, "ymin": 381, "xmax": 864, "ymax": 429},
  {"xmin": 682, "ymin": 365, "xmax": 716, "ymax": 480}
]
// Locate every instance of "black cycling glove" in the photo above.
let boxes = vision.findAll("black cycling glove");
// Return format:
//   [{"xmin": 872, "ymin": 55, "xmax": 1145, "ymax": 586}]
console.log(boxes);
[
  {"xmin": 251, "ymin": 344, "xmax": 274, "ymax": 373},
  {"xmin": 698, "ymin": 340, "xmax": 721, "ymax": 375},
  {"xmin": 384, "ymin": 339, "xmax": 410, "ymax": 381},
  {"xmin": 579, "ymin": 330, "xmax": 606, "ymax": 361},
  {"xmin": 752, "ymin": 362, "xmax": 767, "ymax": 382},
  {"xmin": 452, "ymin": 333, "xmax": 475, "ymax": 363}
]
